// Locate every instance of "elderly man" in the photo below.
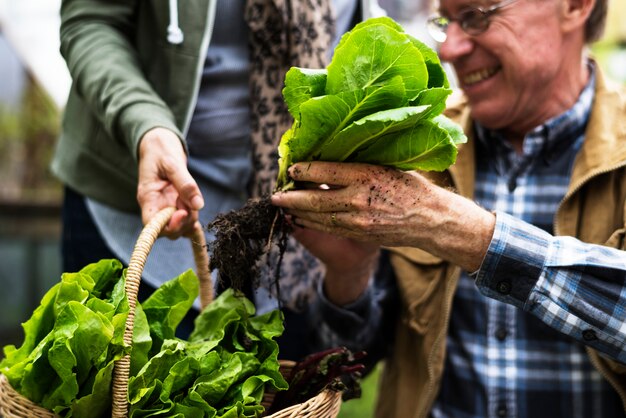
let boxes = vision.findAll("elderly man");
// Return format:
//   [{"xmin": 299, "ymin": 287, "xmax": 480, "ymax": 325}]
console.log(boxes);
[{"xmin": 272, "ymin": 0, "xmax": 626, "ymax": 416}]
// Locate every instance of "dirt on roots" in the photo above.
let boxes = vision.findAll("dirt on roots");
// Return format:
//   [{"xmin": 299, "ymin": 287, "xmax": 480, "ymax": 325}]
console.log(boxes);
[{"xmin": 206, "ymin": 196, "xmax": 289, "ymax": 296}]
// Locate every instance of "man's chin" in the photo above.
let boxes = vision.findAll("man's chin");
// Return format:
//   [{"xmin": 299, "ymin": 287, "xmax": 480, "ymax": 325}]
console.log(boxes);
[{"xmin": 467, "ymin": 98, "xmax": 509, "ymax": 129}]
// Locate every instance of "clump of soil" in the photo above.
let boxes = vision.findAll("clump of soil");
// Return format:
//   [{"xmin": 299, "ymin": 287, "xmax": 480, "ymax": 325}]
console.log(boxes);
[{"xmin": 206, "ymin": 196, "xmax": 290, "ymax": 296}]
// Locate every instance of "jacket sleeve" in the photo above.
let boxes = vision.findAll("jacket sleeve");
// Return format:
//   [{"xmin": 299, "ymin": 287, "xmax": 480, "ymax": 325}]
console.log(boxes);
[
  {"xmin": 60, "ymin": 0, "xmax": 183, "ymax": 160},
  {"xmin": 475, "ymin": 211, "xmax": 626, "ymax": 364},
  {"xmin": 308, "ymin": 251, "xmax": 399, "ymax": 371}
]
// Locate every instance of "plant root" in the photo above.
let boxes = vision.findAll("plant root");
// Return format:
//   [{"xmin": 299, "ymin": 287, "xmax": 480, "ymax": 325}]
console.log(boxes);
[{"xmin": 206, "ymin": 196, "xmax": 289, "ymax": 297}]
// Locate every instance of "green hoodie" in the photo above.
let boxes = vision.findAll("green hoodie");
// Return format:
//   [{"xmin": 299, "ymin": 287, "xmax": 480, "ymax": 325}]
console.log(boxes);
[
  {"xmin": 51, "ymin": 0, "xmax": 217, "ymax": 211},
  {"xmin": 51, "ymin": 0, "xmax": 383, "ymax": 212}
]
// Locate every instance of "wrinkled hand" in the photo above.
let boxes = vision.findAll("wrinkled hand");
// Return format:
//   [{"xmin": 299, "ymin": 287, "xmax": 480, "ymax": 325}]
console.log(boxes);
[
  {"xmin": 288, "ymin": 220, "xmax": 380, "ymax": 305},
  {"xmin": 271, "ymin": 161, "xmax": 495, "ymax": 272},
  {"xmin": 137, "ymin": 127, "xmax": 204, "ymax": 239},
  {"xmin": 272, "ymin": 161, "xmax": 436, "ymax": 246}
]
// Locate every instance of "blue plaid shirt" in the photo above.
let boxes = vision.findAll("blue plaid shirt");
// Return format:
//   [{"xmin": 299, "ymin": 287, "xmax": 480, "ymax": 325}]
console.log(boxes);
[
  {"xmin": 314, "ymin": 65, "xmax": 626, "ymax": 418},
  {"xmin": 431, "ymin": 67, "xmax": 626, "ymax": 418}
]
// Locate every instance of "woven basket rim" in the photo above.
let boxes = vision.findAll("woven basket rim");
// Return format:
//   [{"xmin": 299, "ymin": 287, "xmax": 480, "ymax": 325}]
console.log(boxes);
[
  {"xmin": 0, "ymin": 372, "xmax": 341, "ymax": 418},
  {"xmin": 0, "ymin": 374, "xmax": 56, "ymax": 417}
]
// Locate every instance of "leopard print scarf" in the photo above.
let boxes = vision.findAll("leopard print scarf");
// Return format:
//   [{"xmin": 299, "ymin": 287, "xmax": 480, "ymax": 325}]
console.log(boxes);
[{"xmin": 245, "ymin": 0, "xmax": 335, "ymax": 311}]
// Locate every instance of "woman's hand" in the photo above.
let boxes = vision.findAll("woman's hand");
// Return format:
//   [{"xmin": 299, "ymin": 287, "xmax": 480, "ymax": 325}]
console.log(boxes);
[{"xmin": 137, "ymin": 127, "xmax": 204, "ymax": 238}]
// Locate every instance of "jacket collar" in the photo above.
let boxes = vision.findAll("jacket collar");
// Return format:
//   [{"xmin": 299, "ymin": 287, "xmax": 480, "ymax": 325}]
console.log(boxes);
[
  {"xmin": 569, "ymin": 66, "xmax": 626, "ymax": 188},
  {"xmin": 447, "ymin": 97, "xmax": 474, "ymax": 199}
]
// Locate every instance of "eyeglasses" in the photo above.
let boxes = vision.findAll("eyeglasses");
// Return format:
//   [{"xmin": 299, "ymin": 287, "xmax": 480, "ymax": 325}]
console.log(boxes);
[{"xmin": 427, "ymin": 0, "xmax": 520, "ymax": 43}]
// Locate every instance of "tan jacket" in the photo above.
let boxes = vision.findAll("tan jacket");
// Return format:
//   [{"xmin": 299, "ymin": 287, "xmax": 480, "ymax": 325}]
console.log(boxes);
[{"xmin": 376, "ymin": 68, "xmax": 626, "ymax": 418}]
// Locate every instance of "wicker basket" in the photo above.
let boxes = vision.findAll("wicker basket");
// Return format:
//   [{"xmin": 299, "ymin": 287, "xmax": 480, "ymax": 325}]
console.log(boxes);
[{"xmin": 0, "ymin": 207, "xmax": 342, "ymax": 418}]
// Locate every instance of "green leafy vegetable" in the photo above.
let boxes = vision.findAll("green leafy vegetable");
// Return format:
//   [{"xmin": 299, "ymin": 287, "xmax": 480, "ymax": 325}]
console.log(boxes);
[
  {"xmin": 276, "ymin": 16, "xmax": 466, "ymax": 190},
  {"xmin": 1, "ymin": 261, "xmax": 286, "ymax": 418},
  {"xmin": 0, "ymin": 259, "xmax": 128, "ymax": 416},
  {"xmin": 128, "ymin": 288, "xmax": 287, "ymax": 417}
]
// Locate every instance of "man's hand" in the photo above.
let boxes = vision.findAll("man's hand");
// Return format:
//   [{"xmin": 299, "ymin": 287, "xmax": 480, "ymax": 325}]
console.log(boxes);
[
  {"xmin": 137, "ymin": 127, "xmax": 204, "ymax": 238},
  {"xmin": 289, "ymin": 221, "xmax": 380, "ymax": 306},
  {"xmin": 272, "ymin": 161, "xmax": 496, "ymax": 272}
]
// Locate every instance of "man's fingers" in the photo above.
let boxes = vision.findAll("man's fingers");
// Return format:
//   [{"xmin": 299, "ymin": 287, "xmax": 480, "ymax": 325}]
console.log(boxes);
[
  {"xmin": 287, "ymin": 161, "xmax": 371, "ymax": 187},
  {"xmin": 287, "ymin": 214, "xmax": 332, "ymax": 234},
  {"xmin": 285, "ymin": 208, "xmax": 343, "ymax": 228},
  {"xmin": 272, "ymin": 188, "xmax": 355, "ymax": 212}
]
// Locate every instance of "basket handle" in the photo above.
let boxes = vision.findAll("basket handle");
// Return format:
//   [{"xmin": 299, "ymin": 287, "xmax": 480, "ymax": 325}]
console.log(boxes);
[{"xmin": 111, "ymin": 206, "xmax": 212, "ymax": 417}]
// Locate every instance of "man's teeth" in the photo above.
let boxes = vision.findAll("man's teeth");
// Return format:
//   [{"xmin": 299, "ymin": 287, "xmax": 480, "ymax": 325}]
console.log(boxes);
[{"xmin": 463, "ymin": 68, "xmax": 497, "ymax": 85}]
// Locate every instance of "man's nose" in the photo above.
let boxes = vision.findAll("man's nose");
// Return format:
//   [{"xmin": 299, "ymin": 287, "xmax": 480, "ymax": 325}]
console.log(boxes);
[{"xmin": 438, "ymin": 22, "xmax": 474, "ymax": 62}]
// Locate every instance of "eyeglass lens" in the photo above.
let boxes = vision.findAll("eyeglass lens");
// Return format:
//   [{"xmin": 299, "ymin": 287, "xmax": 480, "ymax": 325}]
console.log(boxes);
[{"xmin": 428, "ymin": 0, "xmax": 518, "ymax": 42}]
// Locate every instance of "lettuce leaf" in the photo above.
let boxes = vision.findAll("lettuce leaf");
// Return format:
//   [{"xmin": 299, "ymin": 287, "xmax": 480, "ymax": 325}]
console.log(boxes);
[
  {"xmin": 276, "ymin": 16, "xmax": 466, "ymax": 190},
  {"xmin": 354, "ymin": 116, "xmax": 460, "ymax": 171},
  {"xmin": 0, "ymin": 259, "xmax": 127, "ymax": 417},
  {"xmin": 1, "ymin": 263, "xmax": 285, "ymax": 418},
  {"xmin": 128, "ymin": 289, "xmax": 287, "ymax": 417},
  {"xmin": 326, "ymin": 18, "xmax": 427, "ymax": 100}
]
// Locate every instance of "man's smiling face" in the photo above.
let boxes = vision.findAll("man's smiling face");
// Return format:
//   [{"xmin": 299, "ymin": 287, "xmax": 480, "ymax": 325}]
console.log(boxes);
[{"xmin": 436, "ymin": 0, "xmax": 580, "ymax": 135}]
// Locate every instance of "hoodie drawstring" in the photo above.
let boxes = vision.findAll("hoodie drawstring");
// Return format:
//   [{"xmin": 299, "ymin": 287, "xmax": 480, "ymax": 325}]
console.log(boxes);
[{"xmin": 167, "ymin": 0, "xmax": 184, "ymax": 44}]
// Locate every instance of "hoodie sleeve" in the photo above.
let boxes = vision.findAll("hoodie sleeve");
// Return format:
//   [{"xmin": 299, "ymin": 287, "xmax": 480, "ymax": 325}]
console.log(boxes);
[{"xmin": 60, "ymin": 0, "xmax": 183, "ymax": 160}]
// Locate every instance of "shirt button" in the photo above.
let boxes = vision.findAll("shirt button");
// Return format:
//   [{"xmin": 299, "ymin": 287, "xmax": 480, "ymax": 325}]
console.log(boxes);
[
  {"xmin": 495, "ymin": 328, "xmax": 508, "ymax": 341},
  {"xmin": 496, "ymin": 281, "xmax": 512, "ymax": 295},
  {"xmin": 497, "ymin": 403, "xmax": 507, "ymax": 417},
  {"xmin": 582, "ymin": 329, "xmax": 598, "ymax": 341}
]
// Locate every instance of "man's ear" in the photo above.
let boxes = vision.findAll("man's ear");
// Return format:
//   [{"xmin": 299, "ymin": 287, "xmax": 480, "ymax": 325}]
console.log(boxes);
[{"xmin": 560, "ymin": 0, "xmax": 595, "ymax": 34}]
